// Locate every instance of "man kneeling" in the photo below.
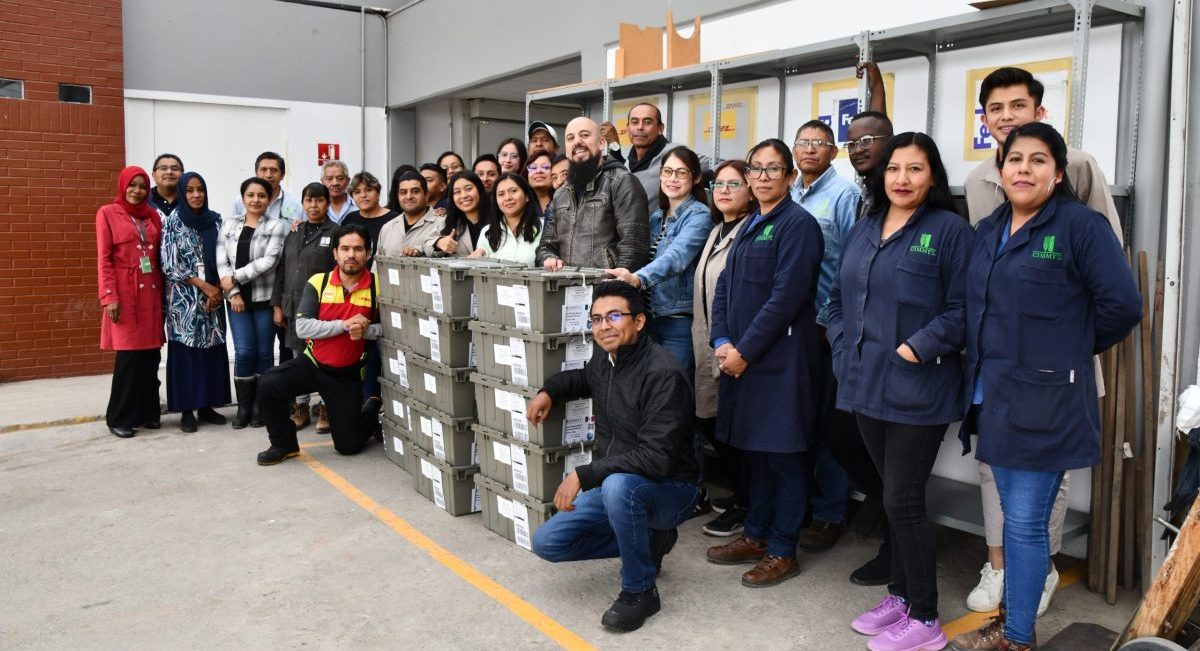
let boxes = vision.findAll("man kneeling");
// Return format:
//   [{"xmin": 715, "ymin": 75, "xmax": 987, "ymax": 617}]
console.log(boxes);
[
  {"xmin": 526, "ymin": 281, "xmax": 700, "ymax": 632},
  {"xmin": 257, "ymin": 223, "xmax": 380, "ymax": 465}
]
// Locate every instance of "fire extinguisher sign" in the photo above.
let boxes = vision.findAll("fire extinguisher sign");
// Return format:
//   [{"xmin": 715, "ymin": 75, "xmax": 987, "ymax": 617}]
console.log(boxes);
[{"xmin": 318, "ymin": 143, "xmax": 340, "ymax": 166}]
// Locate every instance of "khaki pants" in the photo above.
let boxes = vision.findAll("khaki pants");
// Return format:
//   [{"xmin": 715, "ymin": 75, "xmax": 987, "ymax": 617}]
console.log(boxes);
[{"xmin": 979, "ymin": 462, "xmax": 1070, "ymax": 554}]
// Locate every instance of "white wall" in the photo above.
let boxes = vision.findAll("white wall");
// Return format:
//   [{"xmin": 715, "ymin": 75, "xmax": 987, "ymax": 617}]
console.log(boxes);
[
  {"xmin": 415, "ymin": 99, "xmax": 455, "ymax": 167},
  {"xmin": 125, "ymin": 90, "xmax": 388, "ymax": 214}
]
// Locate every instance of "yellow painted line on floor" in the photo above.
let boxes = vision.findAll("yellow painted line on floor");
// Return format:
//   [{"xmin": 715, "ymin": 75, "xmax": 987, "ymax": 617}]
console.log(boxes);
[
  {"xmin": 942, "ymin": 563, "xmax": 1086, "ymax": 639},
  {"xmin": 0, "ymin": 414, "xmax": 105, "ymax": 434},
  {"xmin": 299, "ymin": 440, "xmax": 335, "ymax": 449},
  {"xmin": 297, "ymin": 450, "xmax": 596, "ymax": 651}
]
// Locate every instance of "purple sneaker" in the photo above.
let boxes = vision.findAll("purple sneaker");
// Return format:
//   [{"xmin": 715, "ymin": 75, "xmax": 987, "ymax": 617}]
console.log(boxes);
[
  {"xmin": 851, "ymin": 594, "xmax": 908, "ymax": 635},
  {"xmin": 867, "ymin": 615, "xmax": 947, "ymax": 651}
]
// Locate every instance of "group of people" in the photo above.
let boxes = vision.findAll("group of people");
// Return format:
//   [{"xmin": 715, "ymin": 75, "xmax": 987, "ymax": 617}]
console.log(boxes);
[{"xmin": 94, "ymin": 62, "xmax": 1142, "ymax": 650}]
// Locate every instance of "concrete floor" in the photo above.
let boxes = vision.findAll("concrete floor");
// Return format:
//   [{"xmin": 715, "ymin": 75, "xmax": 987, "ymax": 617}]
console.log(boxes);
[{"xmin": 0, "ymin": 375, "xmax": 1140, "ymax": 650}]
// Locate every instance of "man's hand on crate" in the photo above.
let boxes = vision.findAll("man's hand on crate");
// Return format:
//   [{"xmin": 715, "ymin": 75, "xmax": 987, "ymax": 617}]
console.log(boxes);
[{"xmin": 554, "ymin": 471, "xmax": 581, "ymax": 512}]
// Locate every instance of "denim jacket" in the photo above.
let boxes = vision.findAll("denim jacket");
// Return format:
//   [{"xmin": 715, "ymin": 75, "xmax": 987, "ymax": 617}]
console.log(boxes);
[{"xmin": 636, "ymin": 196, "xmax": 712, "ymax": 317}]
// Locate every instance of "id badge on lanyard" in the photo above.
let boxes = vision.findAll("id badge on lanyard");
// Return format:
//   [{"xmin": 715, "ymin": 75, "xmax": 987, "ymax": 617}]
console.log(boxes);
[{"xmin": 130, "ymin": 215, "xmax": 153, "ymax": 274}]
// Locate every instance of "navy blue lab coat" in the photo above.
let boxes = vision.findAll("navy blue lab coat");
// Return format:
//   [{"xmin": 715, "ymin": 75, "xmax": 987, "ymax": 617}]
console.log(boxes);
[
  {"xmin": 827, "ymin": 204, "xmax": 974, "ymax": 426},
  {"xmin": 965, "ymin": 196, "xmax": 1141, "ymax": 472},
  {"xmin": 710, "ymin": 196, "xmax": 824, "ymax": 453}
]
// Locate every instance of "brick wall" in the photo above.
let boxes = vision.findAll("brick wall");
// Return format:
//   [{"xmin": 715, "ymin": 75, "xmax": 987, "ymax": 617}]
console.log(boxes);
[{"xmin": 0, "ymin": 0, "xmax": 125, "ymax": 381}]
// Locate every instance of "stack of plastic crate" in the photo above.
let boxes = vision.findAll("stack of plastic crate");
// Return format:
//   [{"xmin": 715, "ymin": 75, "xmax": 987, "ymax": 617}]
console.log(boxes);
[
  {"xmin": 467, "ymin": 267, "xmax": 604, "ymax": 550},
  {"xmin": 374, "ymin": 254, "xmax": 517, "ymax": 516}
]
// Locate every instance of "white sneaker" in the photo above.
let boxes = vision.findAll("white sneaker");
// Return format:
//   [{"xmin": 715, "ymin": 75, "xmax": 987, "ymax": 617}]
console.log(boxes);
[
  {"xmin": 966, "ymin": 562, "xmax": 1004, "ymax": 612},
  {"xmin": 1037, "ymin": 563, "xmax": 1060, "ymax": 617}
]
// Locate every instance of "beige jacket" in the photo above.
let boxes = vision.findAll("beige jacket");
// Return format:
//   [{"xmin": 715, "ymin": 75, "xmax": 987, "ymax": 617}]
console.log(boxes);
[
  {"xmin": 690, "ymin": 218, "xmax": 746, "ymax": 419},
  {"xmin": 376, "ymin": 208, "xmax": 443, "ymax": 257},
  {"xmin": 963, "ymin": 146, "xmax": 1123, "ymax": 245}
]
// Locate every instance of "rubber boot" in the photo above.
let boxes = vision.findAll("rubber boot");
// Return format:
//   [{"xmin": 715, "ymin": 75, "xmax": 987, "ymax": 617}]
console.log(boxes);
[
  {"xmin": 232, "ymin": 376, "xmax": 256, "ymax": 430},
  {"xmin": 251, "ymin": 386, "xmax": 265, "ymax": 428}
]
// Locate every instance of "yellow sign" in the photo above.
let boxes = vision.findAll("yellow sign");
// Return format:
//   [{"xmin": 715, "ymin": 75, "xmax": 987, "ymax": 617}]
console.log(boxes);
[
  {"xmin": 687, "ymin": 87, "xmax": 758, "ymax": 157},
  {"xmin": 963, "ymin": 57, "xmax": 1072, "ymax": 160}
]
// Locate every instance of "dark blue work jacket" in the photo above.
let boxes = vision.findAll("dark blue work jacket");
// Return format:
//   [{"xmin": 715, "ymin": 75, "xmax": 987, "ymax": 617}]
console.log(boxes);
[
  {"xmin": 965, "ymin": 196, "xmax": 1141, "ymax": 472},
  {"xmin": 827, "ymin": 203, "xmax": 973, "ymax": 426},
  {"xmin": 710, "ymin": 196, "xmax": 824, "ymax": 453}
]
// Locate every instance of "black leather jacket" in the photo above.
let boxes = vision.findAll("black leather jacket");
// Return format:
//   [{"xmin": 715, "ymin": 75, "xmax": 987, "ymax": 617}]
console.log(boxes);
[
  {"xmin": 535, "ymin": 157, "xmax": 650, "ymax": 270},
  {"xmin": 542, "ymin": 335, "xmax": 700, "ymax": 490}
]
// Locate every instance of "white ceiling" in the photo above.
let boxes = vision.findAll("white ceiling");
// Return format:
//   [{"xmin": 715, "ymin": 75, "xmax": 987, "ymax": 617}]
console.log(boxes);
[{"xmin": 453, "ymin": 60, "xmax": 582, "ymax": 104}]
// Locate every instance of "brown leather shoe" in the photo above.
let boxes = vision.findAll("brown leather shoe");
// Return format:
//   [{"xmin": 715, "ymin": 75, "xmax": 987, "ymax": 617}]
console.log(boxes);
[
  {"xmin": 706, "ymin": 535, "xmax": 767, "ymax": 565},
  {"xmin": 290, "ymin": 402, "xmax": 310, "ymax": 430},
  {"xmin": 997, "ymin": 639, "xmax": 1035, "ymax": 651},
  {"xmin": 951, "ymin": 609, "xmax": 1004, "ymax": 650},
  {"xmin": 314, "ymin": 403, "xmax": 330, "ymax": 434},
  {"xmin": 740, "ymin": 554, "xmax": 800, "ymax": 587},
  {"xmin": 797, "ymin": 518, "xmax": 844, "ymax": 553}
]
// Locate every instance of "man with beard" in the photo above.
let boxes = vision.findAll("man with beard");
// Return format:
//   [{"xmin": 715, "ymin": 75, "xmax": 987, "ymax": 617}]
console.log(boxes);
[
  {"xmin": 377, "ymin": 171, "xmax": 443, "ymax": 257},
  {"xmin": 257, "ymin": 222, "xmax": 381, "ymax": 466},
  {"xmin": 602, "ymin": 104, "xmax": 711, "ymax": 202},
  {"xmin": 536, "ymin": 117, "xmax": 650, "ymax": 271}
]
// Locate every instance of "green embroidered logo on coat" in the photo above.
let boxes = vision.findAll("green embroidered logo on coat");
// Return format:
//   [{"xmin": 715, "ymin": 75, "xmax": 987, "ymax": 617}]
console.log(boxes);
[
  {"xmin": 1032, "ymin": 234, "xmax": 1063, "ymax": 260},
  {"xmin": 755, "ymin": 224, "xmax": 775, "ymax": 242},
  {"xmin": 909, "ymin": 233, "xmax": 937, "ymax": 256}
]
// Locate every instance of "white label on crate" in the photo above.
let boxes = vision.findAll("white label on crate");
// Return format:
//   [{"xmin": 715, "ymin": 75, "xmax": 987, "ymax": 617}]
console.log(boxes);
[
  {"xmin": 493, "ymin": 342, "xmax": 512, "ymax": 366},
  {"xmin": 419, "ymin": 316, "xmax": 438, "ymax": 339},
  {"xmin": 471, "ymin": 440, "xmax": 478, "ymax": 464},
  {"xmin": 497, "ymin": 284, "xmax": 515, "ymax": 308},
  {"xmin": 497, "ymin": 494, "xmax": 514, "ymax": 519},
  {"xmin": 388, "ymin": 357, "xmax": 400, "ymax": 377},
  {"xmin": 420, "ymin": 274, "xmax": 432, "ymax": 294},
  {"xmin": 561, "ymin": 285, "xmax": 592, "ymax": 332},
  {"xmin": 429, "ymin": 335, "xmax": 442, "ymax": 364},
  {"xmin": 564, "ymin": 449, "xmax": 593, "ymax": 476},
  {"xmin": 493, "ymin": 440, "xmax": 512, "ymax": 465},
  {"xmin": 512, "ymin": 285, "xmax": 531, "ymax": 329},
  {"xmin": 387, "ymin": 268, "xmax": 400, "ymax": 286},
  {"xmin": 431, "ymin": 473, "xmax": 446, "ymax": 509},
  {"xmin": 431, "ymin": 420, "xmax": 446, "ymax": 461},
  {"xmin": 510, "ymin": 443, "xmax": 529, "ymax": 495},
  {"xmin": 429, "ymin": 270, "xmax": 444, "ymax": 313},
  {"xmin": 468, "ymin": 341, "xmax": 476, "ymax": 368},
  {"xmin": 511, "ymin": 411, "xmax": 530, "ymax": 442},
  {"xmin": 419, "ymin": 415, "xmax": 433, "ymax": 441},
  {"xmin": 563, "ymin": 398, "xmax": 596, "ymax": 444},
  {"xmin": 391, "ymin": 399, "xmax": 404, "ymax": 419},
  {"xmin": 512, "ymin": 503, "xmax": 532, "ymax": 550},
  {"xmin": 420, "ymin": 457, "xmax": 437, "ymax": 479},
  {"xmin": 394, "ymin": 436, "xmax": 404, "ymax": 456},
  {"xmin": 508, "ymin": 337, "xmax": 528, "ymax": 385},
  {"xmin": 494, "ymin": 387, "xmax": 521, "ymax": 413},
  {"xmin": 561, "ymin": 339, "xmax": 592, "ymax": 370},
  {"xmin": 471, "ymin": 487, "xmax": 480, "ymax": 513},
  {"xmin": 424, "ymin": 372, "xmax": 438, "ymax": 395},
  {"xmin": 470, "ymin": 292, "xmax": 478, "ymax": 318},
  {"xmin": 390, "ymin": 310, "xmax": 403, "ymax": 329},
  {"xmin": 396, "ymin": 353, "xmax": 410, "ymax": 388}
]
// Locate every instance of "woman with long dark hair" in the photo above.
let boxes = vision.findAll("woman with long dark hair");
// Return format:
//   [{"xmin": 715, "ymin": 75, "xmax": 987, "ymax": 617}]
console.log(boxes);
[
  {"xmin": 96, "ymin": 166, "xmax": 166, "ymax": 438},
  {"xmin": 497, "ymin": 137, "xmax": 528, "ymax": 176},
  {"xmin": 429, "ymin": 171, "xmax": 490, "ymax": 257},
  {"xmin": 161, "ymin": 172, "xmax": 231, "ymax": 432},
  {"xmin": 469, "ymin": 172, "xmax": 541, "ymax": 266},
  {"xmin": 828, "ymin": 132, "xmax": 973, "ymax": 650}
]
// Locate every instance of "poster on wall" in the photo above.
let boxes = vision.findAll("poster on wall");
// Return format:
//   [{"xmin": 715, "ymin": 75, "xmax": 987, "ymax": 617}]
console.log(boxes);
[
  {"xmin": 810, "ymin": 74, "xmax": 896, "ymax": 144},
  {"xmin": 963, "ymin": 57, "xmax": 1072, "ymax": 161},
  {"xmin": 611, "ymin": 97, "xmax": 662, "ymax": 148},
  {"xmin": 687, "ymin": 87, "xmax": 758, "ymax": 158}
]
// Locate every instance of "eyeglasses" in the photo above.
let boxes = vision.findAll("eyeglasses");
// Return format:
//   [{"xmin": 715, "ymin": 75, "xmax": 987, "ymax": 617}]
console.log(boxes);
[
  {"xmin": 843, "ymin": 135, "xmax": 888, "ymax": 153},
  {"xmin": 527, "ymin": 163, "xmax": 552, "ymax": 173},
  {"xmin": 660, "ymin": 167, "xmax": 692, "ymax": 180},
  {"xmin": 498, "ymin": 151, "xmax": 521, "ymax": 160},
  {"xmin": 711, "ymin": 180, "xmax": 745, "ymax": 191},
  {"xmin": 154, "ymin": 165, "xmax": 182, "ymax": 172},
  {"xmin": 589, "ymin": 312, "xmax": 633, "ymax": 326},
  {"xmin": 746, "ymin": 165, "xmax": 788, "ymax": 180},
  {"xmin": 793, "ymin": 138, "xmax": 836, "ymax": 149}
]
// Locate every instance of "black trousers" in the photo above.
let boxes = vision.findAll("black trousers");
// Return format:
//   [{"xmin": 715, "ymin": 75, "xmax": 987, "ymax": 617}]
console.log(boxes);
[
  {"xmin": 258, "ymin": 356, "xmax": 372, "ymax": 455},
  {"xmin": 107, "ymin": 349, "xmax": 161, "ymax": 429},
  {"xmin": 856, "ymin": 413, "xmax": 946, "ymax": 622},
  {"xmin": 276, "ymin": 325, "xmax": 293, "ymax": 363},
  {"xmin": 698, "ymin": 416, "xmax": 749, "ymax": 508}
]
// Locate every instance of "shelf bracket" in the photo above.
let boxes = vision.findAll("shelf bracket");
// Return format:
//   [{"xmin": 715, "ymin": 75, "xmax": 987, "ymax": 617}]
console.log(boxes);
[
  {"xmin": 709, "ymin": 62, "xmax": 723, "ymax": 162},
  {"xmin": 853, "ymin": 30, "xmax": 874, "ymax": 113},
  {"xmin": 1067, "ymin": 0, "xmax": 1096, "ymax": 149}
]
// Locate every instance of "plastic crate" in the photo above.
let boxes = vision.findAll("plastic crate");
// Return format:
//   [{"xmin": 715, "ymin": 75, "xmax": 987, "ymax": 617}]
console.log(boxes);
[
  {"xmin": 409, "ymin": 446, "xmax": 481, "ymax": 516},
  {"xmin": 379, "ymin": 376, "xmax": 415, "ymax": 431},
  {"xmin": 375, "ymin": 254, "xmax": 421, "ymax": 303},
  {"xmin": 474, "ymin": 473, "xmax": 555, "ymax": 551},
  {"xmin": 474, "ymin": 423, "xmax": 593, "ymax": 501},
  {"xmin": 406, "ymin": 398, "xmax": 478, "ymax": 466},
  {"xmin": 469, "ymin": 321, "xmax": 594, "ymax": 388},
  {"xmin": 379, "ymin": 298, "xmax": 473, "ymax": 367},
  {"xmin": 470, "ymin": 372, "xmax": 595, "ymax": 447},
  {"xmin": 404, "ymin": 257, "xmax": 523, "ymax": 317},
  {"xmin": 378, "ymin": 338, "xmax": 412, "ymax": 390},
  {"xmin": 473, "ymin": 267, "xmax": 608, "ymax": 332},
  {"xmin": 407, "ymin": 353, "xmax": 476, "ymax": 418},
  {"xmin": 381, "ymin": 414, "xmax": 417, "ymax": 475}
]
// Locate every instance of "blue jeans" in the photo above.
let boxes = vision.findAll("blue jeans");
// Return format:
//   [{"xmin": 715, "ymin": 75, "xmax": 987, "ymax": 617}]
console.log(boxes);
[
  {"xmin": 649, "ymin": 315, "xmax": 694, "ymax": 378},
  {"xmin": 812, "ymin": 446, "xmax": 849, "ymax": 522},
  {"xmin": 992, "ymin": 465, "xmax": 1065, "ymax": 645},
  {"xmin": 363, "ymin": 339, "xmax": 381, "ymax": 401},
  {"xmin": 531, "ymin": 473, "xmax": 699, "ymax": 592},
  {"xmin": 744, "ymin": 450, "xmax": 809, "ymax": 558},
  {"xmin": 228, "ymin": 305, "xmax": 275, "ymax": 377}
]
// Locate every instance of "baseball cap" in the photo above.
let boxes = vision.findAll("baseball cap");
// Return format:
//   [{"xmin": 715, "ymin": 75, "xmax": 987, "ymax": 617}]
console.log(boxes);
[{"xmin": 528, "ymin": 121, "xmax": 558, "ymax": 146}]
